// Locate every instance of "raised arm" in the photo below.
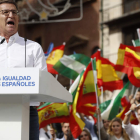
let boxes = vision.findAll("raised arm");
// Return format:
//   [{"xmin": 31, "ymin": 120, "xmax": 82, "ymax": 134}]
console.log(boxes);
[
  {"xmin": 123, "ymin": 95, "xmax": 137, "ymax": 125},
  {"xmin": 96, "ymin": 108, "xmax": 109, "ymax": 140}
]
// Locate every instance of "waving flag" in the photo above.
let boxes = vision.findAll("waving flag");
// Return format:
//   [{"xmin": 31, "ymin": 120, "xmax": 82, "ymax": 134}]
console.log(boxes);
[
  {"xmin": 77, "ymin": 61, "xmax": 101, "ymax": 107},
  {"xmin": 69, "ymin": 69, "xmax": 99, "ymax": 138},
  {"xmin": 122, "ymin": 47, "xmax": 140, "ymax": 87},
  {"xmin": 53, "ymin": 54, "xmax": 90, "ymax": 80},
  {"xmin": 116, "ymin": 46, "xmax": 140, "ymax": 87},
  {"xmin": 44, "ymin": 43, "xmax": 54, "ymax": 59},
  {"xmin": 92, "ymin": 50, "xmax": 123, "ymax": 91},
  {"xmin": 101, "ymin": 81, "xmax": 129, "ymax": 120},
  {"xmin": 38, "ymin": 103, "xmax": 69, "ymax": 129},
  {"xmin": 69, "ymin": 73, "xmax": 85, "ymax": 138},
  {"xmin": 132, "ymin": 39, "xmax": 140, "ymax": 47},
  {"xmin": 77, "ymin": 104, "xmax": 97, "ymax": 123},
  {"xmin": 46, "ymin": 44, "xmax": 65, "ymax": 74},
  {"xmin": 37, "ymin": 102, "xmax": 52, "ymax": 110},
  {"xmin": 77, "ymin": 104, "xmax": 96, "ymax": 116},
  {"xmin": 115, "ymin": 44, "xmax": 140, "ymax": 73},
  {"xmin": 116, "ymin": 96, "xmax": 138, "ymax": 125},
  {"xmin": 99, "ymin": 99, "xmax": 111, "ymax": 114}
]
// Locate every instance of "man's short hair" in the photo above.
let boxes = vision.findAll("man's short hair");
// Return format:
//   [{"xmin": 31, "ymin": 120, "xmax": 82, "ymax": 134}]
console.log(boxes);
[
  {"xmin": 61, "ymin": 122, "xmax": 69, "ymax": 127},
  {"xmin": 0, "ymin": 0, "xmax": 18, "ymax": 10}
]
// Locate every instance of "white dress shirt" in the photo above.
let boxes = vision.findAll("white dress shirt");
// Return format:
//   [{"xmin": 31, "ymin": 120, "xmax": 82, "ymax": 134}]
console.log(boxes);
[
  {"xmin": 0, "ymin": 32, "xmax": 47, "ymax": 106},
  {"xmin": 114, "ymin": 136, "xmax": 124, "ymax": 140},
  {"xmin": 56, "ymin": 136, "xmax": 78, "ymax": 140},
  {"xmin": 122, "ymin": 122, "xmax": 140, "ymax": 140},
  {"xmin": 39, "ymin": 128, "xmax": 52, "ymax": 140}
]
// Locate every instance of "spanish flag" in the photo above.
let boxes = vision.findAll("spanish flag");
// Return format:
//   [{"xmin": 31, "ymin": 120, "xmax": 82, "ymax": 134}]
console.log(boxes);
[
  {"xmin": 116, "ymin": 96, "xmax": 138, "ymax": 125},
  {"xmin": 123, "ymin": 47, "xmax": 140, "ymax": 87},
  {"xmin": 69, "ymin": 72, "xmax": 85, "ymax": 138},
  {"xmin": 115, "ymin": 44, "xmax": 140, "ymax": 74},
  {"xmin": 38, "ymin": 103, "xmax": 69, "ymax": 129},
  {"xmin": 46, "ymin": 44, "xmax": 65, "ymax": 74},
  {"xmin": 92, "ymin": 50, "xmax": 123, "ymax": 91},
  {"xmin": 77, "ymin": 104, "xmax": 97, "ymax": 123},
  {"xmin": 77, "ymin": 62, "xmax": 100, "ymax": 107},
  {"xmin": 115, "ymin": 45, "xmax": 140, "ymax": 87}
]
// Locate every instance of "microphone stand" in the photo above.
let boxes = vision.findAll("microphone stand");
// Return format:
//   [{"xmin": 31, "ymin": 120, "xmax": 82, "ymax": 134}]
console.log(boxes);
[
  {"xmin": 0, "ymin": 38, "xmax": 5, "ymax": 44},
  {"xmin": 24, "ymin": 38, "xmax": 27, "ymax": 67}
]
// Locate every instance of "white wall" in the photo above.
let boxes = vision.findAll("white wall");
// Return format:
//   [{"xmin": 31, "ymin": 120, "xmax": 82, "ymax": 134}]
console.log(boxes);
[{"xmin": 101, "ymin": 0, "xmax": 123, "ymax": 64}]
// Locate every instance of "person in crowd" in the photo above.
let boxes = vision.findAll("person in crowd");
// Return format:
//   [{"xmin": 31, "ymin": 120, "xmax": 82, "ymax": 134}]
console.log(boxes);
[
  {"xmin": 79, "ymin": 128, "xmax": 92, "ymax": 140},
  {"xmin": 123, "ymin": 102, "xmax": 140, "ymax": 140},
  {"xmin": 79, "ymin": 113, "xmax": 98, "ymax": 140},
  {"xmin": 96, "ymin": 108, "xmax": 130, "ymax": 140},
  {"xmin": 50, "ymin": 125, "xmax": 56, "ymax": 140},
  {"xmin": 134, "ymin": 88, "xmax": 140, "ymax": 105},
  {"xmin": 102, "ymin": 120, "xmax": 110, "ymax": 132},
  {"xmin": 56, "ymin": 123, "xmax": 75, "ymax": 140},
  {"xmin": 0, "ymin": 0, "xmax": 47, "ymax": 140},
  {"xmin": 39, "ymin": 124, "xmax": 56, "ymax": 140},
  {"xmin": 53, "ymin": 123, "xmax": 64, "ymax": 139}
]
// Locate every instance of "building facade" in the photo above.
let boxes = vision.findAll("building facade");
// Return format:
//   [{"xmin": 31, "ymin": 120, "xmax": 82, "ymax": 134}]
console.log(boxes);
[
  {"xmin": 101, "ymin": 0, "xmax": 140, "ymax": 63},
  {"xmin": 100, "ymin": 0, "xmax": 140, "ymax": 99}
]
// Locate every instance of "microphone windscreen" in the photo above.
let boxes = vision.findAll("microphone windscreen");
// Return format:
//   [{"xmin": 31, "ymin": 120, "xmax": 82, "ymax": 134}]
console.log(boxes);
[{"xmin": 0, "ymin": 38, "xmax": 5, "ymax": 44}]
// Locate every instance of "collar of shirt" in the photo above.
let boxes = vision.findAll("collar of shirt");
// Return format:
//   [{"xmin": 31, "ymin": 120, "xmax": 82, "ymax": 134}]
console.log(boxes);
[
  {"xmin": 114, "ymin": 136, "xmax": 123, "ymax": 140},
  {"xmin": 0, "ymin": 36, "xmax": 5, "ymax": 42},
  {"xmin": 0, "ymin": 32, "xmax": 19, "ymax": 44}
]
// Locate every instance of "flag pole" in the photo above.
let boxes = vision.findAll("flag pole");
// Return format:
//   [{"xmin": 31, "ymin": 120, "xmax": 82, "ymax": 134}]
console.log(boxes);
[
  {"xmin": 91, "ymin": 58, "xmax": 101, "ymax": 140},
  {"xmin": 132, "ymin": 40, "xmax": 136, "ymax": 47},
  {"xmin": 55, "ymin": 74, "xmax": 58, "ymax": 80},
  {"xmin": 134, "ymin": 88, "xmax": 138, "ymax": 99},
  {"xmin": 101, "ymin": 86, "xmax": 103, "ymax": 103},
  {"xmin": 137, "ymin": 28, "xmax": 140, "ymax": 40},
  {"xmin": 131, "ymin": 85, "xmax": 135, "ymax": 95},
  {"xmin": 131, "ymin": 38, "xmax": 136, "ymax": 96},
  {"xmin": 70, "ymin": 79, "xmax": 73, "ymax": 86}
]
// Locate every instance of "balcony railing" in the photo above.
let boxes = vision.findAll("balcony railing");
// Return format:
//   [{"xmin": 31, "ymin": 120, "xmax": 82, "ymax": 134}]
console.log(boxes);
[{"xmin": 102, "ymin": 0, "xmax": 140, "ymax": 23}]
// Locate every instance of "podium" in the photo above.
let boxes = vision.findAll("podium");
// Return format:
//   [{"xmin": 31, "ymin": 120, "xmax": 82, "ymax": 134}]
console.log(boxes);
[{"xmin": 0, "ymin": 68, "xmax": 72, "ymax": 140}]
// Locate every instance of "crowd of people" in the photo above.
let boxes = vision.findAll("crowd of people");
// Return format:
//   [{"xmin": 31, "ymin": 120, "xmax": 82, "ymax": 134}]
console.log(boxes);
[{"xmin": 39, "ymin": 90, "xmax": 140, "ymax": 140}]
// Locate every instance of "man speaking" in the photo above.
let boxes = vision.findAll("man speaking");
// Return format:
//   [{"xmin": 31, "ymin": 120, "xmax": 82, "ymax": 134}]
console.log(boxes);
[{"xmin": 0, "ymin": 0, "xmax": 47, "ymax": 140}]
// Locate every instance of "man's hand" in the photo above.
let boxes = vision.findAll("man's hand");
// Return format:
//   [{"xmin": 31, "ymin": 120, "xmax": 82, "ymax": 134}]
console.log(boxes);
[
  {"xmin": 96, "ymin": 108, "xmax": 102, "ymax": 122},
  {"xmin": 50, "ymin": 129, "xmax": 55, "ymax": 138},
  {"xmin": 129, "ymin": 94, "xmax": 135, "ymax": 104},
  {"xmin": 123, "ymin": 103, "xmax": 136, "ymax": 125},
  {"xmin": 130, "ymin": 103, "xmax": 137, "ymax": 111},
  {"xmin": 79, "ymin": 113, "xmax": 85, "ymax": 122}
]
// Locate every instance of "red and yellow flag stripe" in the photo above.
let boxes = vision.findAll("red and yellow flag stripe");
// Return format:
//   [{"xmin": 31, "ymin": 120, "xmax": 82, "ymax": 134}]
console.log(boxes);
[
  {"xmin": 92, "ymin": 50, "xmax": 123, "ymax": 91},
  {"xmin": 122, "ymin": 47, "xmax": 140, "ymax": 87},
  {"xmin": 116, "ymin": 96, "xmax": 138, "ymax": 125},
  {"xmin": 46, "ymin": 44, "xmax": 65, "ymax": 74},
  {"xmin": 70, "ymin": 73, "xmax": 85, "ymax": 138},
  {"xmin": 77, "ymin": 62, "xmax": 101, "ymax": 107},
  {"xmin": 115, "ymin": 44, "xmax": 140, "ymax": 73}
]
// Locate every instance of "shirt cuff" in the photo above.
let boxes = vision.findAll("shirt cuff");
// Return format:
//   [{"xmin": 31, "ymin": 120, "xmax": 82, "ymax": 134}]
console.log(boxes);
[{"xmin": 122, "ymin": 122, "xmax": 130, "ymax": 128}]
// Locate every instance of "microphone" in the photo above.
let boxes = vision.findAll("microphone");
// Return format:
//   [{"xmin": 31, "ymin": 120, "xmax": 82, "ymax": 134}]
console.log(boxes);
[
  {"xmin": 0, "ymin": 38, "xmax": 5, "ymax": 44},
  {"xmin": 24, "ymin": 38, "xmax": 27, "ymax": 67}
]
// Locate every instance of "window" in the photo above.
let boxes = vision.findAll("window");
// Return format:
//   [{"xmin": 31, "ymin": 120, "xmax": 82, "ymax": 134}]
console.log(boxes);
[
  {"xmin": 123, "ymin": 24, "xmax": 139, "ymax": 46},
  {"xmin": 123, "ymin": 0, "xmax": 140, "ymax": 14}
]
